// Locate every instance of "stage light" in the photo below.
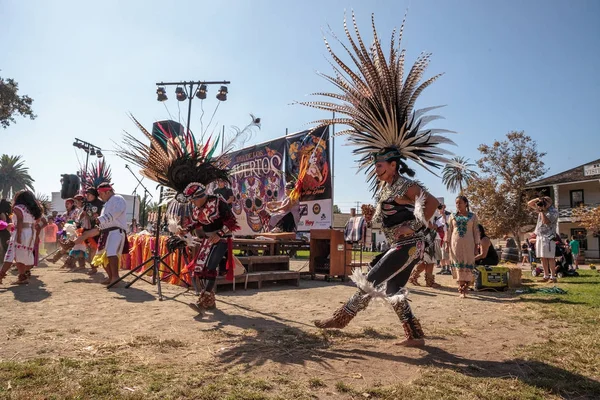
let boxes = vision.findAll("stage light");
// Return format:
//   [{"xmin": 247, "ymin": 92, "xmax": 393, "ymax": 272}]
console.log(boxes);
[
  {"xmin": 216, "ymin": 86, "xmax": 228, "ymax": 101},
  {"xmin": 175, "ymin": 86, "xmax": 186, "ymax": 101},
  {"xmin": 196, "ymin": 84, "xmax": 207, "ymax": 100},
  {"xmin": 72, "ymin": 141, "xmax": 79, "ymax": 147},
  {"xmin": 90, "ymin": 149, "xmax": 96, "ymax": 156},
  {"xmin": 96, "ymin": 150, "xmax": 103, "ymax": 158},
  {"xmin": 156, "ymin": 86, "xmax": 168, "ymax": 102}
]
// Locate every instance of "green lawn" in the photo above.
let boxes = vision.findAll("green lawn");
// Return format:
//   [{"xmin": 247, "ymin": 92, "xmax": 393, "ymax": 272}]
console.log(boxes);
[{"xmin": 294, "ymin": 250, "xmax": 379, "ymax": 260}]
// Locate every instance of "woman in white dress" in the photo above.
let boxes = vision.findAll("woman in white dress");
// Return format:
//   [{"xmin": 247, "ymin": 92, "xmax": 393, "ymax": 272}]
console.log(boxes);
[{"xmin": 0, "ymin": 190, "xmax": 42, "ymax": 284}]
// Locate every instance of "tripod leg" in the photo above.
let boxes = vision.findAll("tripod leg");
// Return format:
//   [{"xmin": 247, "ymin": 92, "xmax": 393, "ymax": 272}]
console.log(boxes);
[
  {"xmin": 156, "ymin": 257, "xmax": 163, "ymax": 301},
  {"xmin": 107, "ymin": 257, "xmax": 153, "ymax": 288},
  {"xmin": 159, "ymin": 257, "xmax": 190, "ymax": 288}
]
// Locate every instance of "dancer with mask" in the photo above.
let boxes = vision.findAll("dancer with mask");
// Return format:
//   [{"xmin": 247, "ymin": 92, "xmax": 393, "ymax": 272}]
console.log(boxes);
[{"xmin": 116, "ymin": 116, "xmax": 257, "ymax": 309}]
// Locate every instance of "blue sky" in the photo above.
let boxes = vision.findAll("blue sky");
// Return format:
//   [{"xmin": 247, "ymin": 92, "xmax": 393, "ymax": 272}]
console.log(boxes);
[{"xmin": 2, "ymin": 0, "xmax": 599, "ymax": 212}]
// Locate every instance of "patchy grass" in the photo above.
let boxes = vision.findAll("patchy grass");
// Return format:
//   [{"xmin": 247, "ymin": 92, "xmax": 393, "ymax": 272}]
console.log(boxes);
[
  {"xmin": 1, "ymin": 272, "xmax": 599, "ymax": 399},
  {"xmin": 353, "ymin": 368, "xmax": 564, "ymax": 399},
  {"xmin": 308, "ymin": 377, "xmax": 326, "ymax": 388},
  {"xmin": 428, "ymin": 326, "xmax": 466, "ymax": 337},
  {"xmin": 6, "ymin": 326, "xmax": 26, "ymax": 337}
]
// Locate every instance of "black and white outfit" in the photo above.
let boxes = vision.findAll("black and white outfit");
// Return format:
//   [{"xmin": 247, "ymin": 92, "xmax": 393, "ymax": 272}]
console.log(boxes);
[
  {"xmin": 316, "ymin": 177, "xmax": 432, "ymax": 340},
  {"xmin": 304, "ymin": 14, "xmax": 455, "ymax": 342}
]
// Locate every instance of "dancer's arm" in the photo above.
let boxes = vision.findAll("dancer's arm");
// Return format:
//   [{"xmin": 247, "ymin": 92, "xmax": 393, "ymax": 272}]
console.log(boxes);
[
  {"xmin": 74, "ymin": 228, "xmax": 100, "ymax": 244},
  {"xmin": 14, "ymin": 207, "xmax": 23, "ymax": 244},
  {"xmin": 400, "ymin": 184, "xmax": 440, "ymax": 224}
]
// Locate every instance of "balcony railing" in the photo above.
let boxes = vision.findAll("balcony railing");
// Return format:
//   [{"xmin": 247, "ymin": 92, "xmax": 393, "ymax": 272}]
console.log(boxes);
[{"xmin": 557, "ymin": 203, "xmax": 600, "ymax": 219}]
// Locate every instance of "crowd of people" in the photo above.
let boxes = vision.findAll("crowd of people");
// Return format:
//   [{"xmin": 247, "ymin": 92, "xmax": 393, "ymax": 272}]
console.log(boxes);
[{"xmin": 0, "ymin": 170, "xmax": 129, "ymax": 286}]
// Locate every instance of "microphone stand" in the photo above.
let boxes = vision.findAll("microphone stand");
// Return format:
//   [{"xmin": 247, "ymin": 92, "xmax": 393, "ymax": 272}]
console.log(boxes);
[{"xmin": 108, "ymin": 166, "xmax": 190, "ymax": 299}]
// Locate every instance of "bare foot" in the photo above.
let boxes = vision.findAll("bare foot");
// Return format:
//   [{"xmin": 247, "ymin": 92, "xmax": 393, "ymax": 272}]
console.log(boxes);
[
  {"xmin": 87, "ymin": 269, "xmax": 98, "ymax": 275},
  {"xmin": 459, "ymin": 293, "xmax": 466, "ymax": 299},
  {"xmin": 395, "ymin": 338, "xmax": 425, "ymax": 347},
  {"xmin": 100, "ymin": 279, "xmax": 110, "ymax": 285}
]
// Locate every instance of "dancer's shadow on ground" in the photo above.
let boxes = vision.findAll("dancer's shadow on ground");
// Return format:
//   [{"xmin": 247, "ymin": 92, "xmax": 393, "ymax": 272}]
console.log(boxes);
[
  {"xmin": 111, "ymin": 285, "xmax": 157, "ymax": 303},
  {"xmin": 191, "ymin": 299, "xmax": 381, "ymax": 370},
  {"xmin": 63, "ymin": 274, "xmax": 157, "ymax": 303},
  {"xmin": 0, "ymin": 275, "xmax": 51, "ymax": 303},
  {"xmin": 337, "ymin": 345, "xmax": 600, "ymax": 399},
  {"xmin": 190, "ymin": 298, "xmax": 600, "ymax": 399}
]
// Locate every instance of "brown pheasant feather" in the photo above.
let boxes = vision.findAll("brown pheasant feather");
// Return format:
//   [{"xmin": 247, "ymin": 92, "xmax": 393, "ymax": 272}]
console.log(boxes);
[{"xmin": 300, "ymin": 12, "xmax": 456, "ymax": 189}]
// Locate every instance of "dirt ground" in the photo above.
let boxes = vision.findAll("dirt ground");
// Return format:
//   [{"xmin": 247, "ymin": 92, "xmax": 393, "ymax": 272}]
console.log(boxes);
[{"xmin": 0, "ymin": 259, "xmax": 562, "ymax": 396}]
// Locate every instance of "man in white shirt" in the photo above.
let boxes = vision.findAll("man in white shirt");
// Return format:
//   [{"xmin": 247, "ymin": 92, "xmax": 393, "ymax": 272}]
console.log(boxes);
[{"xmin": 76, "ymin": 182, "xmax": 128, "ymax": 286}]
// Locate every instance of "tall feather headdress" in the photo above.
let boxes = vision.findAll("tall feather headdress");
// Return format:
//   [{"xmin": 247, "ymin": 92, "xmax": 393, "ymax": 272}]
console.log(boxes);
[
  {"xmin": 84, "ymin": 159, "xmax": 112, "ymax": 192},
  {"xmin": 116, "ymin": 114, "xmax": 260, "ymax": 203},
  {"xmin": 300, "ymin": 12, "xmax": 456, "ymax": 190}
]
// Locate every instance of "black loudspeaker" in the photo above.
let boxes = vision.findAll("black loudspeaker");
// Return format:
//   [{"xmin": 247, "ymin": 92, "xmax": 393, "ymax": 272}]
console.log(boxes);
[
  {"xmin": 60, "ymin": 174, "xmax": 80, "ymax": 199},
  {"xmin": 151, "ymin": 120, "xmax": 185, "ymax": 151}
]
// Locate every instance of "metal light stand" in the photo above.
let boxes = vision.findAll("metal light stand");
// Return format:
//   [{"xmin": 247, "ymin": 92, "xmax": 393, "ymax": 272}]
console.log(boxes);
[{"xmin": 107, "ymin": 184, "xmax": 190, "ymax": 300}]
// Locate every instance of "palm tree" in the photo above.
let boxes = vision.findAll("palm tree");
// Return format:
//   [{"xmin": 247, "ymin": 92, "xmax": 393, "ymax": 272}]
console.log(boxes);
[
  {"xmin": 442, "ymin": 156, "xmax": 478, "ymax": 195},
  {"xmin": 0, "ymin": 154, "xmax": 35, "ymax": 198}
]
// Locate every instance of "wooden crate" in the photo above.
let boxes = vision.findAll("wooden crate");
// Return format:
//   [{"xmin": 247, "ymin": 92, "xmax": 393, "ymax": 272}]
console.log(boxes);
[{"xmin": 309, "ymin": 229, "xmax": 352, "ymax": 280}]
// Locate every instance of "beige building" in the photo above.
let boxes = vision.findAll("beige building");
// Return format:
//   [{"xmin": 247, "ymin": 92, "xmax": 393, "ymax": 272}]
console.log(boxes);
[{"xmin": 526, "ymin": 159, "xmax": 600, "ymax": 259}]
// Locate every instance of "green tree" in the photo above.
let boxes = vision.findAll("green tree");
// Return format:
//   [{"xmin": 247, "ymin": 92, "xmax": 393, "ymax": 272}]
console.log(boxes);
[
  {"xmin": 0, "ymin": 75, "xmax": 36, "ymax": 129},
  {"xmin": 0, "ymin": 154, "xmax": 35, "ymax": 198},
  {"xmin": 333, "ymin": 204, "xmax": 341, "ymax": 214},
  {"xmin": 442, "ymin": 156, "xmax": 478, "ymax": 194},
  {"xmin": 466, "ymin": 131, "xmax": 546, "ymax": 246}
]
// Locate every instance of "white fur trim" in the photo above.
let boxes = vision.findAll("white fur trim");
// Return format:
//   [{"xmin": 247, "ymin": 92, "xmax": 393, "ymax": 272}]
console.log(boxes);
[
  {"xmin": 167, "ymin": 218, "xmax": 180, "ymax": 234},
  {"xmin": 414, "ymin": 191, "xmax": 428, "ymax": 227},
  {"xmin": 183, "ymin": 233, "xmax": 201, "ymax": 247},
  {"xmin": 349, "ymin": 268, "xmax": 387, "ymax": 300},
  {"xmin": 387, "ymin": 288, "xmax": 409, "ymax": 306}
]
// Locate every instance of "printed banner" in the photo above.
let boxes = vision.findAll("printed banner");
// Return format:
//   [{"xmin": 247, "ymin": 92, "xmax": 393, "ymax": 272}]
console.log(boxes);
[
  {"xmin": 223, "ymin": 138, "xmax": 286, "ymax": 235},
  {"xmin": 285, "ymin": 126, "xmax": 331, "ymax": 200},
  {"xmin": 285, "ymin": 127, "xmax": 332, "ymax": 231},
  {"xmin": 296, "ymin": 200, "xmax": 332, "ymax": 231}
]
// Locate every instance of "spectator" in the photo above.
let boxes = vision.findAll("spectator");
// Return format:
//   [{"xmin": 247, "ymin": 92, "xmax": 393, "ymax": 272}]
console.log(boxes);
[
  {"xmin": 527, "ymin": 196, "xmax": 559, "ymax": 283},
  {"xmin": 475, "ymin": 224, "xmax": 499, "ymax": 266},
  {"xmin": 213, "ymin": 180, "xmax": 234, "ymax": 207},
  {"xmin": 0, "ymin": 199, "xmax": 11, "ymax": 261},
  {"xmin": 446, "ymin": 195, "xmax": 480, "ymax": 298},
  {"xmin": 569, "ymin": 235, "xmax": 580, "ymax": 270},
  {"xmin": 528, "ymin": 235, "xmax": 536, "ymax": 263},
  {"xmin": 520, "ymin": 242, "xmax": 530, "ymax": 265},
  {"xmin": 44, "ymin": 217, "xmax": 59, "ymax": 254},
  {"xmin": 563, "ymin": 238, "xmax": 574, "ymax": 270}
]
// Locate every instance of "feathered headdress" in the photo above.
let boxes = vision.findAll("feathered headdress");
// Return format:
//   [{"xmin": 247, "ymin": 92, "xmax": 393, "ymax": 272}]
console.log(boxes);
[
  {"xmin": 84, "ymin": 159, "xmax": 112, "ymax": 196},
  {"xmin": 117, "ymin": 114, "xmax": 260, "ymax": 204},
  {"xmin": 35, "ymin": 193, "xmax": 52, "ymax": 215},
  {"xmin": 300, "ymin": 13, "xmax": 456, "ymax": 189}
]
